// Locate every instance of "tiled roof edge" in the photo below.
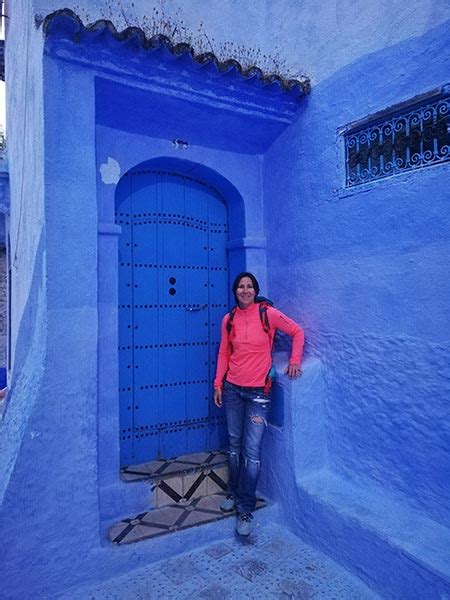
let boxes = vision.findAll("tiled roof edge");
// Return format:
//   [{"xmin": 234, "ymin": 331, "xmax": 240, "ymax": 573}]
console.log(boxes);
[{"xmin": 38, "ymin": 8, "xmax": 311, "ymax": 96}]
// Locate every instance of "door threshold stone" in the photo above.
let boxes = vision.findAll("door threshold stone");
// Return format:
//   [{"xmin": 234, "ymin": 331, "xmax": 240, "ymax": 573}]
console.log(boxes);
[{"xmin": 109, "ymin": 492, "xmax": 266, "ymax": 545}]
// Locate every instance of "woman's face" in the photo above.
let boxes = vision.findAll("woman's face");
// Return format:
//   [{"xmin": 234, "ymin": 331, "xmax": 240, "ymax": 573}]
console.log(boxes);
[{"xmin": 236, "ymin": 276, "xmax": 256, "ymax": 309}]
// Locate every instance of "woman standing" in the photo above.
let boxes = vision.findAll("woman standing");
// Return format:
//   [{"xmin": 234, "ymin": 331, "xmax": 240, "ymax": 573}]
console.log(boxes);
[{"xmin": 214, "ymin": 272, "xmax": 304, "ymax": 536}]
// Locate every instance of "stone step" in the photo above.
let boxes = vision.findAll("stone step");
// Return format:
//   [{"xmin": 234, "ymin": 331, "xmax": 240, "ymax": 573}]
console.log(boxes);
[
  {"xmin": 112, "ymin": 450, "xmax": 266, "ymax": 545},
  {"xmin": 121, "ymin": 450, "xmax": 229, "ymax": 509},
  {"xmin": 151, "ymin": 462, "xmax": 228, "ymax": 508},
  {"xmin": 120, "ymin": 450, "xmax": 227, "ymax": 483},
  {"xmin": 109, "ymin": 492, "xmax": 266, "ymax": 545}
]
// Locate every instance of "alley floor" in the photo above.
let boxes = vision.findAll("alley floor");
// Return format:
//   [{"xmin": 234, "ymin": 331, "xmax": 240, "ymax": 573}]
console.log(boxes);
[{"xmin": 58, "ymin": 519, "xmax": 380, "ymax": 599}]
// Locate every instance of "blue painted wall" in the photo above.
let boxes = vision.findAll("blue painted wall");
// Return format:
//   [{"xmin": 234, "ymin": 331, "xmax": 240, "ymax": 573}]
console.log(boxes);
[
  {"xmin": 262, "ymin": 18, "xmax": 450, "ymax": 599},
  {"xmin": 2, "ymin": 1, "xmax": 449, "ymax": 598}
]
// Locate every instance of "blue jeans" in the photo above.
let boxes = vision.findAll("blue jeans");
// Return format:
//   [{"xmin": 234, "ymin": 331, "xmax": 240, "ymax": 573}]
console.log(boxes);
[{"xmin": 222, "ymin": 380, "xmax": 271, "ymax": 514}]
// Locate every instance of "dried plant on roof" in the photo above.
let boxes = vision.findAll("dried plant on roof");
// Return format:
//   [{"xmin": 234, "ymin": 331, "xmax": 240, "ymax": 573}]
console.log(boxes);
[{"xmin": 67, "ymin": 0, "xmax": 310, "ymax": 88}]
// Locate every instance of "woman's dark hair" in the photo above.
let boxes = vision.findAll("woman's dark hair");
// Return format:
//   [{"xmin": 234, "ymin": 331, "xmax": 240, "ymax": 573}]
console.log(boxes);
[{"xmin": 232, "ymin": 272, "xmax": 260, "ymax": 304}]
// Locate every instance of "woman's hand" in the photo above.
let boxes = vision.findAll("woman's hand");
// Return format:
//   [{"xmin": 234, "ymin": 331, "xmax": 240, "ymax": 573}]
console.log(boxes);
[
  {"xmin": 285, "ymin": 364, "xmax": 302, "ymax": 379},
  {"xmin": 214, "ymin": 388, "xmax": 223, "ymax": 408}
]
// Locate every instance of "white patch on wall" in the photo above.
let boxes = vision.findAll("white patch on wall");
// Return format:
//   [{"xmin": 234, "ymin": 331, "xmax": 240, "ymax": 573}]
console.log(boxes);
[{"xmin": 100, "ymin": 157, "xmax": 121, "ymax": 185}]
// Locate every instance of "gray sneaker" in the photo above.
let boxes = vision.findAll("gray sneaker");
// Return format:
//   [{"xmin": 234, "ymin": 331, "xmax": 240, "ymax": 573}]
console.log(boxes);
[
  {"xmin": 236, "ymin": 512, "xmax": 253, "ymax": 536},
  {"xmin": 220, "ymin": 494, "xmax": 235, "ymax": 513}
]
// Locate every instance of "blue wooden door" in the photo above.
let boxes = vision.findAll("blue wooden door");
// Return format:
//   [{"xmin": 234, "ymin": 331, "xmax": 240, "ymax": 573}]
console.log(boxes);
[{"xmin": 116, "ymin": 169, "xmax": 228, "ymax": 465}]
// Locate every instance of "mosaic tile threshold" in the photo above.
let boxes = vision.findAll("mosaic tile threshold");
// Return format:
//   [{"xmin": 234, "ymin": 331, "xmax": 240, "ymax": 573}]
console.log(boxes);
[
  {"xmin": 121, "ymin": 450, "xmax": 227, "ymax": 482},
  {"xmin": 109, "ymin": 492, "xmax": 266, "ymax": 545},
  {"xmin": 152, "ymin": 464, "xmax": 228, "ymax": 507}
]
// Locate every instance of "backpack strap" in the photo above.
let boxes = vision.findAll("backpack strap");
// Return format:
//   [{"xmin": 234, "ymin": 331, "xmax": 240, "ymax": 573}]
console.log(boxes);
[
  {"xmin": 259, "ymin": 303, "xmax": 276, "ymax": 395},
  {"xmin": 226, "ymin": 305, "xmax": 238, "ymax": 336},
  {"xmin": 258, "ymin": 302, "xmax": 271, "ymax": 335}
]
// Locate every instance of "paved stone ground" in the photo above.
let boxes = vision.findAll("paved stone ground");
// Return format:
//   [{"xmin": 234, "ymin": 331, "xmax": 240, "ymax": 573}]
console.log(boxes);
[{"xmin": 59, "ymin": 521, "xmax": 380, "ymax": 599}]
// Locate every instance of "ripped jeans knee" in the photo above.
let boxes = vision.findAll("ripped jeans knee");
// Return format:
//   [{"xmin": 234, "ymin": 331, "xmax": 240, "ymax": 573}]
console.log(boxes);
[
  {"xmin": 249, "ymin": 413, "xmax": 267, "ymax": 426},
  {"xmin": 242, "ymin": 453, "xmax": 261, "ymax": 468}
]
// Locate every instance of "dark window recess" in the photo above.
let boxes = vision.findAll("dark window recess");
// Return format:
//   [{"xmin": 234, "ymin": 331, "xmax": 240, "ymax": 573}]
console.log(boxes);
[{"xmin": 344, "ymin": 89, "xmax": 450, "ymax": 187}]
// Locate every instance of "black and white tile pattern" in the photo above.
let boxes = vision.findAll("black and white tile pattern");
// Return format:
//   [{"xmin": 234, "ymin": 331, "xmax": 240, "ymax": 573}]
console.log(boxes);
[
  {"xmin": 109, "ymin": 492, "xmax": 266, "ymax": 545},
  {"xmin": 121, "ymin": 451, "xmax": 227, "ymax": 483},
  {"xmin": 111, "ymin": 450, "xmax": 266, "ymax": 545},
  {"xmin": 152, "ymin": 464, "xmax": 228, "ymax": 507}
]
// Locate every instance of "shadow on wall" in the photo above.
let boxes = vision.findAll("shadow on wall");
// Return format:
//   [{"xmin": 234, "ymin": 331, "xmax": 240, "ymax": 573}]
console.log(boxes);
[{"xmin": 0, "ymin": 232, "xmax": 46, "ymax": 501}]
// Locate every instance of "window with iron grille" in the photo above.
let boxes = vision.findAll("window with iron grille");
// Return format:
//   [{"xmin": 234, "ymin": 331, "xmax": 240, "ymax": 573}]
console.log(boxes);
[{"xmin": 344, "ymin": 87, "xmax": 450, "ymax": 187}]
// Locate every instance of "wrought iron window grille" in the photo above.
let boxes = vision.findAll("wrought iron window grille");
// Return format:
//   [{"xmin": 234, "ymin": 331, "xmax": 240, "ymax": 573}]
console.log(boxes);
[{"xmin": 343, "ymin": 85, "xmax": 450, "ymax": 187}]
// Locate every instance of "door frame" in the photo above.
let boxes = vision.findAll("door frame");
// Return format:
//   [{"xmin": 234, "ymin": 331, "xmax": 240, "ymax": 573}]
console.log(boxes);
[{"xmin": 97, "ymin": 155, "xmax": 267, "ymax": 520}]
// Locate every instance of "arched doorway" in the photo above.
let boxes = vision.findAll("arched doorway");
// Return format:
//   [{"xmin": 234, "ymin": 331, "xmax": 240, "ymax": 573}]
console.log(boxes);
[{"xmin": 115, "ymin": 164, "xmax": 229, "ymax": 465}]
